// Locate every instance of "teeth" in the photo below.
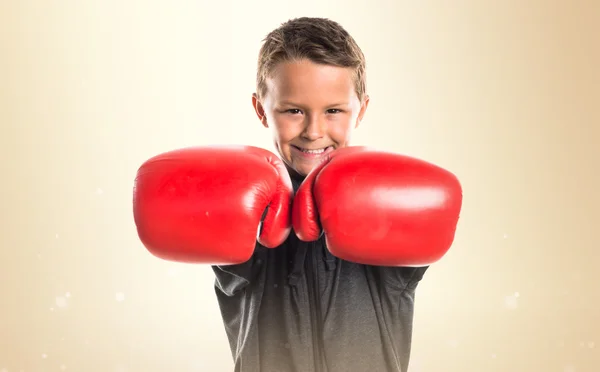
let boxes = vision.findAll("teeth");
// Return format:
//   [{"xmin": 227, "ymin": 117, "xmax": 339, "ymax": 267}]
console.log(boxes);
[{"xmin": 300, "ymin": 147, "xmax": 327, "ymax": 154}]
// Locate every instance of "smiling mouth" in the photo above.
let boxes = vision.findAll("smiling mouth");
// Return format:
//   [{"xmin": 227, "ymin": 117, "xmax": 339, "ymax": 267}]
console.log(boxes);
[{"xmin": 292, "ymin": 145, "xmax": 333, "ymax": 155}]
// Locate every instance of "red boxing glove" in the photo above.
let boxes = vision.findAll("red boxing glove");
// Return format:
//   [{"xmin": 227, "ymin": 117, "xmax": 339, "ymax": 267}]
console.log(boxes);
[
  {"xmin": 133, "ymin": 145, "xmax": 293, "ymax": 265},
  {"xmin": 292, "ymin": 146, "xmax": 463, "ymax": 266}
]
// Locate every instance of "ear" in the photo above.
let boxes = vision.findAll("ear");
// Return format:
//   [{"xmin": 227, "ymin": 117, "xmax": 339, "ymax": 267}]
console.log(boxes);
[
  {"xmin": 252, "ymin": 93, "xmax": 269, "ymax": 128},
  {"xmin": 355, "ymin": 94, "xmax": 370, "ymax": 129}
]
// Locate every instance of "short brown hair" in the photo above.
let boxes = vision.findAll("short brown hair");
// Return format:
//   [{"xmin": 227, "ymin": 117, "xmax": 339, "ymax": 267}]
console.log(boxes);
[{"xmin": 256, "ymin": 17, "xmax": 367, "ymax": 103}]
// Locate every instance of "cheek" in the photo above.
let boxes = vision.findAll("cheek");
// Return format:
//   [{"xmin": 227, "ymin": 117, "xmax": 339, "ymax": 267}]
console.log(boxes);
[
  {"xmin": 327, "ymin": 115, "xmax": 355, "ymax": 142},
  {"xmin": 270, "ymin": 114, "xmax": 304, "ymax": 142}
]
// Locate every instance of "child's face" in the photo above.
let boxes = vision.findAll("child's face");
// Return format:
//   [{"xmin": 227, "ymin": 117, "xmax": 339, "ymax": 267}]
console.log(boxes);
[{"xmin": 252, "ymin": 59, "xmax": 369, "ymax": 178}]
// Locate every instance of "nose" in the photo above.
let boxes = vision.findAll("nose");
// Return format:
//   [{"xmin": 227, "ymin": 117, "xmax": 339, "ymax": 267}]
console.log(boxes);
[{"xmin": 301, "ymin": 113, "xmax": 325, "ymax": 141}]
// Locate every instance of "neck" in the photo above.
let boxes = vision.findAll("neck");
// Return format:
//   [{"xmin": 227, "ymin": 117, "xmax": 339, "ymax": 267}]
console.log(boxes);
[{"xmin": 285, "ymin": 165, "xmax": 306, "ymax": 191}]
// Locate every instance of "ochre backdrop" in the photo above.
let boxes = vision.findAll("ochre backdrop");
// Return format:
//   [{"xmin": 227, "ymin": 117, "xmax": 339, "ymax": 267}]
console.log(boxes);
[{"xmin": 1, "ymin": 1, "xmax": 598, "ymax": 371}]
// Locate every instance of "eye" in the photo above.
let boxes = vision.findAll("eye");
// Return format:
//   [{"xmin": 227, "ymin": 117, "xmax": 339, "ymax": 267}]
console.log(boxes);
[
  {"xmin": 286, "ymin": 109, "xmax": 302, "ymax": 114},
  {"xmin": 327, "ymin": 109, "xmax": 342, "ymax": 114}
]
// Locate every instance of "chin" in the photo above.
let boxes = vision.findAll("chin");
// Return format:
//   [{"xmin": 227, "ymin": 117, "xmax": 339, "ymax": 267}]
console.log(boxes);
[{"xmin": 284, "ymin": 161, "xmax": 307, "ymax": 176}]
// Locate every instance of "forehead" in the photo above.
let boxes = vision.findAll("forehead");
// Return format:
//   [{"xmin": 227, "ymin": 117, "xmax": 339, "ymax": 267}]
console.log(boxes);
[{"xmin": 265, "ymin": 60, "xmax": 356, "ymax": 102}]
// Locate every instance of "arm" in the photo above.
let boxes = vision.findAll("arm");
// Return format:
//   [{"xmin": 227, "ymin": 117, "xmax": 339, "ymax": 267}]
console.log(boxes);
[
  {"xmin": 292, "ymin": 146, "xmax": 463, "ymax": 267},
  {"xmin": 133, "ymin": 145, "xmax": 294, "ymax": 265}
]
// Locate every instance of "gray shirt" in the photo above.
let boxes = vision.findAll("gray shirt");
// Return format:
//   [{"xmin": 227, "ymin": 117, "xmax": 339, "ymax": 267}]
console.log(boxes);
[{"xmin": 212, "ymin": 180, "xmax": 429, "ymax": 372}]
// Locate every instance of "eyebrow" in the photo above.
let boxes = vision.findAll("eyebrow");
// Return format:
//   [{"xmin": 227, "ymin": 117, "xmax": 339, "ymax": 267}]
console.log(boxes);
[{"xmin": 278, "ymin": 101, "xmax": 349, "ymax": 107}]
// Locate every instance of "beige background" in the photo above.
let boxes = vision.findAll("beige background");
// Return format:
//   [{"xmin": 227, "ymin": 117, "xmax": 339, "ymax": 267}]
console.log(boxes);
[{"xmin": 1, "ymin": 0, "xmax": 599, "ymax": 371}]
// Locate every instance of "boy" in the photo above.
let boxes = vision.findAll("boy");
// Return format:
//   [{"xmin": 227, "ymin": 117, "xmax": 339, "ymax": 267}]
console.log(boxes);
[
  {"xmin": 133, "ymin": 17, "xmax": 462, "ymax": 372},
  {"xmin": 217, "ymin": 18, "xmax": 425, "ymax": 372}
]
